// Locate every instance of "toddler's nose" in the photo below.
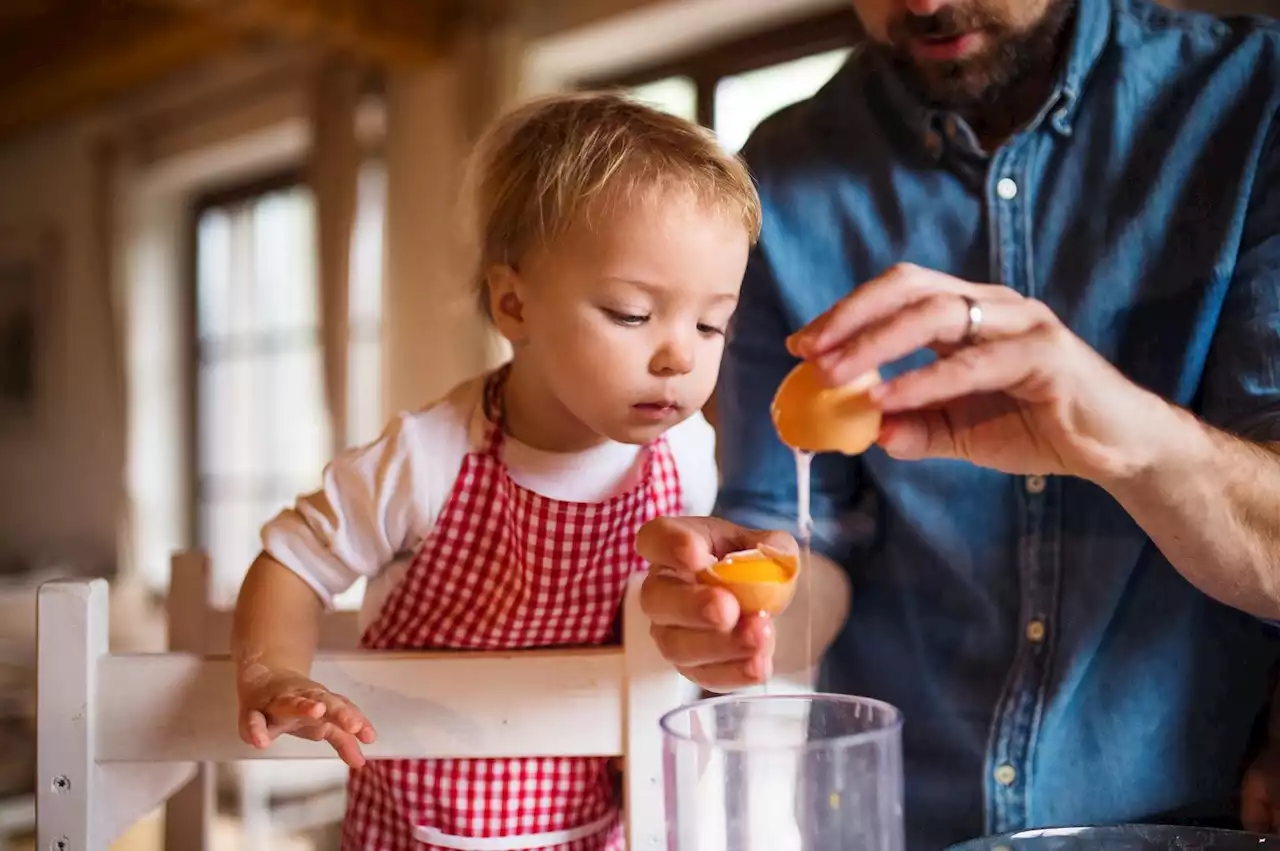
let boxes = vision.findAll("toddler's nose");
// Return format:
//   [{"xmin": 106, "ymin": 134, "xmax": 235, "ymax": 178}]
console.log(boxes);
[{"xmin": 651, "ymin": 340, "xmax": 694, "ymax": 376}]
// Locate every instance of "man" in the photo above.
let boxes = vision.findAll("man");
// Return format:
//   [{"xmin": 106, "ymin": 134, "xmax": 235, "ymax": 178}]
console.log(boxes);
[{"xmin": 636, "ymin": 0, "xmax": 1280, "ymax": 848}]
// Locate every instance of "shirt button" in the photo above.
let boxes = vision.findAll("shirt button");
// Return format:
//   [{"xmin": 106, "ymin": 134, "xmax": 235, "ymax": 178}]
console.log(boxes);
[
  {"xmin": 1025, "ymin": 474, "xmax": 1046, "ymax": 494},
  {"xmin": 994, "ymin": 764, "xmax": 1017, "ymax": 786},
  {"xmin": 996, "ymin": 177, "xmax": 1019, "ymax": 200},
  {"xmin": 1026, "ymin": 620, "xmax": 1046, "ymax": 643}
]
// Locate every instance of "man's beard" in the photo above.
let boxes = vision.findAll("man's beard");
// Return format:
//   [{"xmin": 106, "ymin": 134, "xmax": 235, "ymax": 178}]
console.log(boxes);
[{"xmin": 875, "ymin": 0, "xmax": 1077, "ymax": 114}]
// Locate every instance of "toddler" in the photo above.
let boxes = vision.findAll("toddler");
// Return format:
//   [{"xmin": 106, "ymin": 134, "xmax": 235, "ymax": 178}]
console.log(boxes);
[{"xmin": 230, "ymin": 91, "xmax": 761, "ymax": 850}]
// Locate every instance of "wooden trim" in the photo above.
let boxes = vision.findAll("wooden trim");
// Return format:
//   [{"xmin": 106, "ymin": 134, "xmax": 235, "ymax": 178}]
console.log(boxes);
[
  {"xmin": 0, "ymin": 10, "xmax": 241, "ymax": 142},
  {"xmin": 190, "ymin": 167, "xmax": 306, "ymax": 217},
  {"xmin": 142, "ymin": 0, "xmax": 451, "ymax": 68},
  {"xmin": 182, "ymin": 188, "xmax": 200, "ymax": 555}
]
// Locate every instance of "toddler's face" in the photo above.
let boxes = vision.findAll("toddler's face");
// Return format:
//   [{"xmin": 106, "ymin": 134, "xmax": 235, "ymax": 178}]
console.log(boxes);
[{"xmin": 494, "ymin": 188, "xmax": 749, "ymax": 446}]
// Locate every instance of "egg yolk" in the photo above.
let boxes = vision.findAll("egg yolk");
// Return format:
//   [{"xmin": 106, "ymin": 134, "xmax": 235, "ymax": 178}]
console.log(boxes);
[{"xmin": 711, "ymin": 551, "xmax": 793, "ymax": 584}]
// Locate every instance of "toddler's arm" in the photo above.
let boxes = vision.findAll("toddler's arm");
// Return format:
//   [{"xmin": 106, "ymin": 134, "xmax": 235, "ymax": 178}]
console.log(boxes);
[{"xmin": 231, "ymin": 554, "xmax": 376, "ymax": 767}]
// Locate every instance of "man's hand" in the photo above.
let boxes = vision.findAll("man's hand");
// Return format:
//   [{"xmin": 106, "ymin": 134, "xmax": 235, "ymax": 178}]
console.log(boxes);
[
  {"xmin": 787, "ymin": 261, "xmax": 1280, "ymax": 620},
  {"xmin": 786, "ymin": 263, "xmax": 1171, "ymax": 486},
  {"xmin": 236, "ymin": 662, "xmax": 377, "ymax": 768},
  {"xmin": 636, "ymin": 516, "xmax": 796, "ymax": 692},
  {"xmin": 1242, "ymin": 747, "xmax": 1280, "ymax": 833}
]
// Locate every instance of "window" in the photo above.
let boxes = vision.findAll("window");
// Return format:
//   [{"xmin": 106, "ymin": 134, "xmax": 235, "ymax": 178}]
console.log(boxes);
[
  {"xmin": 627, "ymin": 76, "xmax": 698, "ymax": 123},
  {"xmin": 713, "ymin": 48, "xmax": 852, "ymax": 152},
  {"xmin": 193, "ymin": 166, "xmax": 384, "ymax": 606},
  {"xmin": 596, "ymin": 9, "xmax": 861, "ymax": 152}
]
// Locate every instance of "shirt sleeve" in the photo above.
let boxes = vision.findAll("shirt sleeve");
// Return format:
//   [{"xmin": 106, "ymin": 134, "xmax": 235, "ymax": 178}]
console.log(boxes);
[
  {"xmin": 260, "ymin": 409, "xmax": 448, "ymax": 608},
  {"xmin": 1200, "ymin": 115, "xmax": 1280, "ymax": 442},
  {"xmin": 712, "ymin": 237, "xmax": 868, "ymax": 563}
]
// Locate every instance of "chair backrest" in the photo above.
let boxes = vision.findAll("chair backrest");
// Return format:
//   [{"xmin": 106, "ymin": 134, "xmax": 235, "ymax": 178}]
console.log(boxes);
[
  {"xmin": 161, "ymin": 551, "xmax": 363, "ymax": 851},
  {"xmin": 37, "ymin": 559, "xmax": 688, "ymax": 851},
  {"xmin": 165, "ymin": 551, "xmax": 361, "ymax": 655}
]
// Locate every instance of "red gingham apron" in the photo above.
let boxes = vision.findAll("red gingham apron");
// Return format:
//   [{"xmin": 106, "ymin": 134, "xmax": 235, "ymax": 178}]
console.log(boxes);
[{"xmin": 341, "ymin": 368, "xmax": 683, "ymax": 850}]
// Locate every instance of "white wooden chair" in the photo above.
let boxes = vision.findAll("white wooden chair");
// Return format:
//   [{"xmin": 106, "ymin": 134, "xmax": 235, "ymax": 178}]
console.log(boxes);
[
  {"xmin": 162, "ymin": 551, "xmax": 362, "ymax": 850},
  {"xmin": 36, "ymin": 565, "xmax": 688, "ymax": 851}
]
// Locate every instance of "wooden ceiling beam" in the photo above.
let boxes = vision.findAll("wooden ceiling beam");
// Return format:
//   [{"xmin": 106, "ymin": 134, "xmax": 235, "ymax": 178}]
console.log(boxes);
[
  {"xmin": 141, "ymin": 0, "xmax": 455, "ymax": 68},
  {"xmin": 0, "ymin": 0, "xmax": 455, "ymax": 141},
  {"xmin": 0, "ymin": 8, "xmax": 242, "ymax": 141}
]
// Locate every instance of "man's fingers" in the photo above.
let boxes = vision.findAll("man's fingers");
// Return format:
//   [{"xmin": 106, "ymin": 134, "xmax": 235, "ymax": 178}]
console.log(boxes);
[
  {"xmin": 874, "ymin": 337, "xmax": 1042, "ymax": 415},
  {"xmin": 641, "ymin": 573, "xmax": 739, "ymax": 630},
  {"xmin": 814, "ymin": 293, "xmax": 1048, "ymax": 388},
  {"xmin": 787, "ymin": 265, "xmax": 974, "ymax": 357},
  {"xmin": 651, "ymin": 614, "xmax": 774, "ymax": 667},
  {"xmin": 789, "ymin": 264, "xmax": 948, "ymax": 356},
  {"xmin": 876, "ymin": 410, "xmax": 958, "ymax": 461},
  {"xmin": 789, "ymin": 263, "xmax": 1023, "ymax": 359}
]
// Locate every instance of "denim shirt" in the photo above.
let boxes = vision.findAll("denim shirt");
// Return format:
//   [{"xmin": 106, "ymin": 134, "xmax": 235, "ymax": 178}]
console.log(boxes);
[{"xmin": 714, "ymin": 1, "xmax": 1280, "ymax": 848}]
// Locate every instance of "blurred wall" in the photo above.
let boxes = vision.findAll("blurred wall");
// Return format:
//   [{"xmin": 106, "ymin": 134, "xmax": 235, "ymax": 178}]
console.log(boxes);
[{"xmin": 0, "ymin": 120, "xmax": 122, "ymax": 577}]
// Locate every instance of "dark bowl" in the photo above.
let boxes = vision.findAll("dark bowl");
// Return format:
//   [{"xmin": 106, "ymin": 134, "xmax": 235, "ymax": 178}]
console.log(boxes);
[{"xmin": 947, "ymin": 825, "xmax": 1276, "ymax": 851}]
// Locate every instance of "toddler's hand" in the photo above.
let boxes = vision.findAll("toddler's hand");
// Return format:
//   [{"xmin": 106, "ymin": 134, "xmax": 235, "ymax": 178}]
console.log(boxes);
[
  {"xmin": 636, "ymin": 516, "xmax": 792, "ymax": 692},
  {"xmin": 236, "ymin": 663, "xmax": 377, "ymax": 768}
]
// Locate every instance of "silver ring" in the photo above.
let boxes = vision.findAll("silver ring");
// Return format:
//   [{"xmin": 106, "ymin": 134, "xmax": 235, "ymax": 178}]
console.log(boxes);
[{"xmin": 961, "ymin": 295, "xmax": 983, "ymax": 345}]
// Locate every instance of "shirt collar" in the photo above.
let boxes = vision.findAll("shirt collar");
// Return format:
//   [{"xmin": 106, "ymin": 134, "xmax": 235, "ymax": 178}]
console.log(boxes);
[
  {"xmin": 1051, "ymin": 0, "xmax": 1110, "ymax": 135},
  {"xmin": 864, "ymin": 0, "xmax": 1111, "ymax": 159}
]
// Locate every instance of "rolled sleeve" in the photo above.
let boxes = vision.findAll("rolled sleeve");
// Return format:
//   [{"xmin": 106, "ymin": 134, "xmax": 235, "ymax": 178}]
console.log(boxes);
[
  {"xmin": 261, "ymin": 412, "xmax": 424, "ymax": 608},
  {"xmin": 1201, "ymin": 116, "xmax": 1280, "ymax": 442},
  {"xmin": 713, "ymin": 240, "xmax": 868, "ymax": 563}
]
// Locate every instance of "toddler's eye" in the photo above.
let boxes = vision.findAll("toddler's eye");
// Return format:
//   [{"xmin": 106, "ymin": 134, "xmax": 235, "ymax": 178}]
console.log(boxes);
[
  {"xmin": 698, "ymin": 323, "xmax": 727, "ymax": 336},
  {"xmin": 606, "ymin": 309, "xmax": 648, "ymax": 326}
]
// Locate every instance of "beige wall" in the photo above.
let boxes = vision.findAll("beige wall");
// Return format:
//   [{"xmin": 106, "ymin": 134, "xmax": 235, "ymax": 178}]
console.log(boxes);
[
  {"xmin": 0, "ymin": 119, "xmax": 124, "ymax": 578},
  {"xmin": 0, "ymin": 51, "xmax": 317, "ymax": 591}
]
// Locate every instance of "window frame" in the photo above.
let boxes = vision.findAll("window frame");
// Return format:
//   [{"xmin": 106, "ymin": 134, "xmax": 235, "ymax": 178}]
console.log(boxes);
[
  {"xmin": 579, "ymin": 8, "xmax": 865, "ymax": 129},
  {"xmin": 183, "ymin": 166, "xmax": 310, "ymax": 555}
]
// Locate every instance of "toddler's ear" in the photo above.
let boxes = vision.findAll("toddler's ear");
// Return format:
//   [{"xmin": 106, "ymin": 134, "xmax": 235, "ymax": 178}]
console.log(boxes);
[{"xmin": 486, "ymin": 264, "xmax": 526, "ymax": 343}]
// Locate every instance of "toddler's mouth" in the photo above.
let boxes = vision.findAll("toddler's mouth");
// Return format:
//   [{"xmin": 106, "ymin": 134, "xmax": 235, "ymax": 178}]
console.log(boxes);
[{"xmin": 633, "ymin": 400, "xmax": 681, "ymax": 421}]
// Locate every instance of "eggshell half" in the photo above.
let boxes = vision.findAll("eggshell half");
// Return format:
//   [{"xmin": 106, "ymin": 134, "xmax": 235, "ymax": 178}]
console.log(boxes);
[
  {"xmin": 696, "ymin": 547, "xmax": 799, "ymax": 616},
  {"xmin": 771, "ymin": 361, "xmax": 883, "ymax": 455}
]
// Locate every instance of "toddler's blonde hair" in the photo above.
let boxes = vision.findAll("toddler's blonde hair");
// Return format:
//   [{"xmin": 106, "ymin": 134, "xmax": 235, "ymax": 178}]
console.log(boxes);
[{"xmin": 465, "ymin": 91, "xmax": 762, "ymax": 318}]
